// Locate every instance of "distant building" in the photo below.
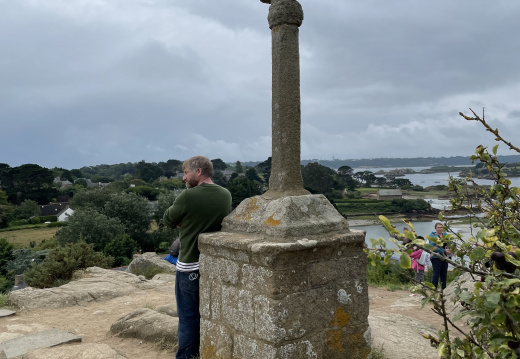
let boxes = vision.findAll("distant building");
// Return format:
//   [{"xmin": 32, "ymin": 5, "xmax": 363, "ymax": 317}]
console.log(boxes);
[
  {"xmin": 53, "ymin": 177, "xmax": 73, "ymax": 189},
  {"xmin": 377, "ymin": 189, "xmax": 402, "ymax": 200},
  {"xmin": 40, "ymin": 203, "xmax": 74, "ymax": 222}
]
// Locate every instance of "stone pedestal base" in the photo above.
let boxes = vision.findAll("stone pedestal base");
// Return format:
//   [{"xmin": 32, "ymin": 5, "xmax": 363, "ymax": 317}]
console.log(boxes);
[{"xmin": 198, "ymin": 229, "xmax": 371, "ymax": 359}]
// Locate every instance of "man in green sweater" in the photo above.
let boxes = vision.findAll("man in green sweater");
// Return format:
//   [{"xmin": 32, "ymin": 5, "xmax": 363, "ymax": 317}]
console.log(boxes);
[{"xmin": 163, "ymin": 155, "xmax": 232, "ymax": 359}]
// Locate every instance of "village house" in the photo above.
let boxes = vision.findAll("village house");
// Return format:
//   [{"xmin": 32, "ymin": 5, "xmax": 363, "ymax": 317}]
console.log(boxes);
[
  {"xmin": 377, "ymin": 188, "xmax": 403, "ymax": 200},
  {"xmin": 40, "ymin": 203, "xmax": 74, "ymax": 222}
]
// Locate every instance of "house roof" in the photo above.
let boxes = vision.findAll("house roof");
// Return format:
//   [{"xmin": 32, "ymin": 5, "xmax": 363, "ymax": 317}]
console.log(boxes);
[
  {"xmin": 40, "ymin": 203, "xmax": 70, "ymax": 217},
  {"xmin": 377, "ymin": 189, "xmax": 402, "ymax": 196}
]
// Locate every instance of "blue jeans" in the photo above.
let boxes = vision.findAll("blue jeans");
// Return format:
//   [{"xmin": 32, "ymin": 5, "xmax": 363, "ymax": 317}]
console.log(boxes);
[
  {"xmin": 431, "ymin": 258, "xmax": 448, "ymax": 290},
  {"xmin": 175, "ymin": 270, "xmax": 200, "ymax": 359}
]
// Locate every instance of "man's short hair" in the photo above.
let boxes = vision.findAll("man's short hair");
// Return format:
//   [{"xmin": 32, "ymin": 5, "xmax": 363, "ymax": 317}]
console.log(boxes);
[{"xmin": 183, "ymin": 156, "xmax": 214, "ymax": 178}]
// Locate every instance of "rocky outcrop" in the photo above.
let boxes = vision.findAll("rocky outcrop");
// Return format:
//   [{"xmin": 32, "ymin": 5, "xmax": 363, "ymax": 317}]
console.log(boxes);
[
  {"xmin": 109, "ymin": 308, "xmax": 178, "ymax": 344},
  {"xmin": 126, "ymin": 252, "xmax": 176, "ymax": 276},
  {"xmin": 8, "ymin": 267, "xmax": 169, "ymax": 310},
  {"xmin": 443, "ymin": 272, "xmax": 479, "ymax": 316},
  {"xmin": 369, "ymin": 311, "xmax": 438, "ymax": 359},
  {"xmin": 23, "ymin": 343, "xmax": 127, "ymax": 359}
]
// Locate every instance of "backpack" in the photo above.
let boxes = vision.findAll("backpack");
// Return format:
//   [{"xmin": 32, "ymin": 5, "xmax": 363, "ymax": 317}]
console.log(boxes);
[{"xmin": 417, "ymin": 250, "xmax": 428, "ymax": 266}]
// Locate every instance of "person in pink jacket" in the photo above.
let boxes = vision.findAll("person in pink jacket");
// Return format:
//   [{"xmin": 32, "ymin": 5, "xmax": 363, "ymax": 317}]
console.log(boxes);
[{"xmin": 410, "ymin": 236, "xmax": 429, "ymax": 283}]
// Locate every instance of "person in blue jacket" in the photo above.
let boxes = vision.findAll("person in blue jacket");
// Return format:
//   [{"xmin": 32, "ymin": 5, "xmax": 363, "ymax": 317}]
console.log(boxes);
[{"xmin": 429, "ymin": 222, "xmax": 451, "ymax": 289}]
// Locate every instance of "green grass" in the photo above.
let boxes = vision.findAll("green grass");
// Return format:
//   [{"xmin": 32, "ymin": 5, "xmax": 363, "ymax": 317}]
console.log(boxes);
[
  {"xmin": 0, "ymin": 293, "xmax": 11, "ymax": 308},
  {"xmin": 371, "ymin": 343, "xmax": 387, "ymax": 359},
  {"xmin": 0, "ymin": 227, "xmax": 59, "ymax": 248}
]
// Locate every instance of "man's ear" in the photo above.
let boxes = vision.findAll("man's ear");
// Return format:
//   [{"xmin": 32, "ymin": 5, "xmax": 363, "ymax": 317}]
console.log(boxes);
[{"xmin": 196, "ymin": 168, "xmax": 203, "ymax": 175}]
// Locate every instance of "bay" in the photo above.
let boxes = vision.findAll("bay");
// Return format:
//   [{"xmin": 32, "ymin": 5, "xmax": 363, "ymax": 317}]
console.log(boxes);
[{"xmin": 352, "ymin": 166, "xmax": 520, "ymax": 188}]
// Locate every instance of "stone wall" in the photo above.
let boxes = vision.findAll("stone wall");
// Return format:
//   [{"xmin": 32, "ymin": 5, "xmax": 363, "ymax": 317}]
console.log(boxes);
[{"xmin": 199, "ymin": 230, "xmax": 370, "ymax": 359}]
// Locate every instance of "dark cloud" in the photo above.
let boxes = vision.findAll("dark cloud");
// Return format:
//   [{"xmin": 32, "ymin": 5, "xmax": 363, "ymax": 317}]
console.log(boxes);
[{"xmin": 1, "ymin": 0, "xmax": 520, "ymax": 168}]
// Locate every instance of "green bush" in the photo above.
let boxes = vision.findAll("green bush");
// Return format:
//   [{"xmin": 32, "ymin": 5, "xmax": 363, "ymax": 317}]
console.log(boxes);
[
  {"xmin": 5, "ymin": 249, "xmax": 48, "ymax": 275},
  {"xmin": 104, "ymin": 234, "xmax": 139, "ymax": 267},
  {"xmin": 366, "ymin": 259, "xmax": 414, "ymax": 288},
  {"xmin": 29, "ymin": 217, "xmax": 40, "ymax": 224},
  {"xmin": 33, "ymin": 238, "xmax": 59, "ymax": 251},
  {"xmin": 0, "ymin": 292, "xmax": 9, "ymax": 307},
  {"xmin": 0, "ymin": 238, "xmax": 14, "ymax": 274},
  {"xmin": 8, "ymin": 219, "xmax": 30, "ymax": 226},
  {"xmin": 40, "ymin": 215, "xmax": 58, "ymax": 223},
  {"xmin": 0, "ymin": 274, "xmax": 13, "ymax": 293},
  {"xmin": 24, "ymin": 241, "xmax": 113, "ymax": 289}
]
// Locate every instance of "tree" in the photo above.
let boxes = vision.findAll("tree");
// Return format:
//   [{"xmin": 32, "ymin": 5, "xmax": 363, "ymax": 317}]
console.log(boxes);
[
  {"xmin": 8, "ymin": 164, "xmax": 56, "ymax": 204},
  {"xmin": 245, "ymin": 168, "xmax": 263, "ymax": 183},
  {"xmin": 13, "ymin": 199, "xmax": 40, "ymax": 220},
  {"xmin": 235, "ymin": 161, "xmax": 244, "ymax": 174},
  {"xmin": 212, "ymin": 170, "xmax": 228, "ymax": 187},
  {"xmin": 136, "ymin": 161, "xmax": 163, "ymax": 183},
  {"xmin": 24, "ymin": 241, "xmax": 113, "ymax": 288},
  {"xmin": 375, "ymin": 177, "xmax": 387, "ymax": 187},
  {"xmin": 74, "ymin": 178, "xmax": 88, "ymax": 188},
  {"xmin": 211, "ymin": 158, "xmax": 227, "ymax": 171},
  {"xmin": 126, "ymin": 185, "xmax": 160, "ymax": 201},
  {"xmin": 0, "ymin": 203, "xmax": 13, "ymax": 229},
  {"xmin": 301, "ymin": 162, "xmax": 338, "ymax": 195},
  {"xmin": 104, "ymin": 192, "xmax": 152, "ymax": 243},
  {"xmin": 354, "ymin": 170, "xmax": 377, "ymax": 187},
  {"xmin": 55, "ymin": 208, "xmax": 126, "ymax": 251},
  {"xmin": 256, "ymin": 157, "xmax": 272, "ymax": 181},
  {"xmin": 366, "ymin": 109, "xmax": 520, "ymax": 358},
  {"xmin": 0, "ymin": 238, "xmax": 14, "ymax": 276},
  {"xmin": 227, "ymin": 176, "xmax": 262, "ymax": 208},
  {"xmin": 71, "ymin": 188, "xmax": 112, "ymax": 212},
  {"xmin": 104, "ymin": 234, "xmax": 139, "ymax": 267},
  {"xmin": 153, "ymin": 191, "xmax": 178, "ymax": 225},
  {"xmin": 391, "ymin": 178, "xmax": 413, "ymax": 188},
  {"xmin": 338, "ymin": 165, "xmax": 354, "ymax": 176},
  {"xmin": 160, "ymin": 159, "xmax": 183, "ymax": 178},
  {"xmin": 70, "ymin": 169, "xmax": 83, "ymax": 179}
]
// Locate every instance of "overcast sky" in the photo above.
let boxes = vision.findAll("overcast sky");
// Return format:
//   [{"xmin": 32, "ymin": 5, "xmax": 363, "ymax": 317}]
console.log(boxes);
[{"xmin": 2, "ymin": 0, "xmax": 520, "ymax": 169}]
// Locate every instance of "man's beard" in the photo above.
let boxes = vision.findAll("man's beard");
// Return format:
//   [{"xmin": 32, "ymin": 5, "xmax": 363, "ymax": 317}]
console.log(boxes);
[{"xmin": 185, "ymin": 178, "xmax": 198, "ymax": 188}]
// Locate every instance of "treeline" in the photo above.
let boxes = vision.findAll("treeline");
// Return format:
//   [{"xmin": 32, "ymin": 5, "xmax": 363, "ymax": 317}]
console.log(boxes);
[{"xmin": 246, "ymin": 154, "xmax": 520, "ymax": 169}]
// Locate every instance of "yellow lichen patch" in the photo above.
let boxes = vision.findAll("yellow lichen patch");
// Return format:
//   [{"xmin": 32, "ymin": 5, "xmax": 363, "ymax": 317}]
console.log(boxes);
[
  {"xmin": 329, "ymin": 307, "xmax": 350, "ymax": 328},
  {"xmin": 200, "ymin": 343, "xmax": 216, "ymax": 358},
  {"xmin": 326, "ymin": 329, "xmax": 345, "ymax": 353},
  {"xmin": 264, "ymin": 215, "xmax": 281, "ymax": 226},
  {"xmin": 235, "ymin": 197, "xmax": 259, "ymax": 221}
]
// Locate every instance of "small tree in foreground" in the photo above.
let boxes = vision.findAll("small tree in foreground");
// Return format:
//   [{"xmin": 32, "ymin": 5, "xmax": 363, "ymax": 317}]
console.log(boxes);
[
  {"xmin": 25, "ymin": 241, "xmax": 113, "ymax": 288},
  {"xmin": 366, "ymin": 109, "xmax": 520, "ymax": 358}
]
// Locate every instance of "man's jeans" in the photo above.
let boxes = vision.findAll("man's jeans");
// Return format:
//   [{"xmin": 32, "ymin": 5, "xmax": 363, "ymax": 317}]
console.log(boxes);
[
  {"xmin": 175, "ymin": 270, "xmax": 200, "ymax": 359},
  {"xmin": 431, "ymin": 258, "xmax": 448, "ymax": 290}
]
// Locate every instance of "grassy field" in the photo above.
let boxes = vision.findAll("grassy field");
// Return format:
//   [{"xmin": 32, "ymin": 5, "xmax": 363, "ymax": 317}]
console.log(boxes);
[{"xmin": 0, "ymin": 227, "xmax": 59, "ymax": 248}]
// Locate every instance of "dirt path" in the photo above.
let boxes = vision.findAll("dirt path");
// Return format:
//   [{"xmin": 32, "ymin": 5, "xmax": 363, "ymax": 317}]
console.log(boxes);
[{"xmin": 0, "ymin": 285, "xmax": 448, "ymax": 358}]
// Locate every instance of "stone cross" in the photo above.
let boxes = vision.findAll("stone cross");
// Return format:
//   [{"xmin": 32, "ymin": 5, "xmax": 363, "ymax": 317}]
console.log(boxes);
[{"xmin": 261, "ymin": 0, "xmax": 309, "ymax": 199}]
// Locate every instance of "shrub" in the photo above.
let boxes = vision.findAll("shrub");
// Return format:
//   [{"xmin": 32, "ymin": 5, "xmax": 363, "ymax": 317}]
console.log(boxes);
[
  {"xmin": 33, "ymin": 238, "xmax": 59, "ymax": 251},
  {"xmin": 24, "ymin": 241, "xmax": 113, "ymax": 288},
  {"xmin": 0, "ymin": 292, "xmax": 9, "ymax": 307},
  {"xmin": 55, "ymin": 208, "xmax": 125, "ymax": 251},
  {"xmin": 366, "ymin": 109, "xmax": 520, "ymax": 358},
  {"xmin": 0, "ymin": 238, "xmax": 14, "ymax": 275},
  {"xmin": 0, "ymin": 274, "xmax": 13, "ymax": 293},
  {"xmin": 5, "ymin": 249, "xmax": 48, "ymax": 275},
  {"xmin": 366, "ymin": 259, "xmax": 414, "ymax": 289},
  {"xmin": 12, "ymin": 199, "xmax": 40, "ymax": 220},
  {"xmin": 104, "ymin": 234, "xmax": 139, "ymax": 267}
]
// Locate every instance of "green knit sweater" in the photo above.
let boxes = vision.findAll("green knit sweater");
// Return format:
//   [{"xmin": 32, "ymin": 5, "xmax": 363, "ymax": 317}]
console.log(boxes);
[{"xmin": 162, "ymin": 183, "xmax": 231, "ymax": 265}]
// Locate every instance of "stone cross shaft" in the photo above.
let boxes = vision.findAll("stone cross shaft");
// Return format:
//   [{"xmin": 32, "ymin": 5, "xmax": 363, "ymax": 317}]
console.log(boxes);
[{"xmin": 262, "ymin": 0, "xmax": 309, "ymax": 199}]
